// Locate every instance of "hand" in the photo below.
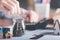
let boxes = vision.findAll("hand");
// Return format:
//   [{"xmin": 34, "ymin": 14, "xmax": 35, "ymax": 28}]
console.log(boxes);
[
  {"xmin": 0, "ymin": 0, "xmax": 21, "ymax": 15},
  {"xmin": 23, "ymin": 10, "xmax": 40, "ymax": 23},
  {"xmin": 53, "ymin": 8, "xmax": 60, "ymax": 22}
]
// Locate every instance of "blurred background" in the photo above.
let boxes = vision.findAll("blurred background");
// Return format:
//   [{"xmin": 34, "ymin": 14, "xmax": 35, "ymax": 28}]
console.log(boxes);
[{"xmin": 17, "ymin": 0, "xmax": 60, "ymax": 20}]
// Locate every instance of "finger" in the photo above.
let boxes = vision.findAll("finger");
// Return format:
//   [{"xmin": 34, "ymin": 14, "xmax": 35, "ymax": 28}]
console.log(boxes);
[
  {"xmin": 4, "ymin": 0, "xmax": 17, "ymax": 15},
  {"xmin": 2, "ymin": 0, "xmax": 13, "ymax": 10},
  {"xmin": 12, "ymin": 0, "xmax": 21, "ymax": 15},
  {"xmin": 7, "ymin": 0, "xmax": 18, "ymax": 15},
  {"xmin": 16, "ymin": 1, "xmax": 21, "ymax": 15},
  {"xmin": 5, "ymin": 0, "xmax": 16, "ymax": 7},
  {"xmin": 29, "ymin": 10, "xmax": 39, "ymax": 22},
  {"xmin": 11, "ymin": 0, "xmax": 21, "ymax": 15},
  {"xmin": 5, "ymin": 0, "xmax": 17, "ymax": 13},
  {"xmin": 2, "ymin": 0, "xmax": 15, "ymax": 15}
]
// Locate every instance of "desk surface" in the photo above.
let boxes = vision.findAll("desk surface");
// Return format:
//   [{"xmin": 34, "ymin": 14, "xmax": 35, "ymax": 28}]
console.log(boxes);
[{"xmin": 1, "ymin": 29, "xmax": 60, "ymax": 40}]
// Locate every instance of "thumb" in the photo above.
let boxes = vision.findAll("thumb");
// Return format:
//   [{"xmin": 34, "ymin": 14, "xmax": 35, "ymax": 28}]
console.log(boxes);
[{"xmin": 29, "ymin": 10, "xmax": 39, "ymax": 23}]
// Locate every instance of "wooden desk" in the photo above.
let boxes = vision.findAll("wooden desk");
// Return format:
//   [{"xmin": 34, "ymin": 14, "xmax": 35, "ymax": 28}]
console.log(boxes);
[
  {"xmin": 0, "ymin": 19, "xmax": 13, "ymax": 27},
  {"xmin": 0, "ymin": 34, "xmax": 3, "ymax": 39}
]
